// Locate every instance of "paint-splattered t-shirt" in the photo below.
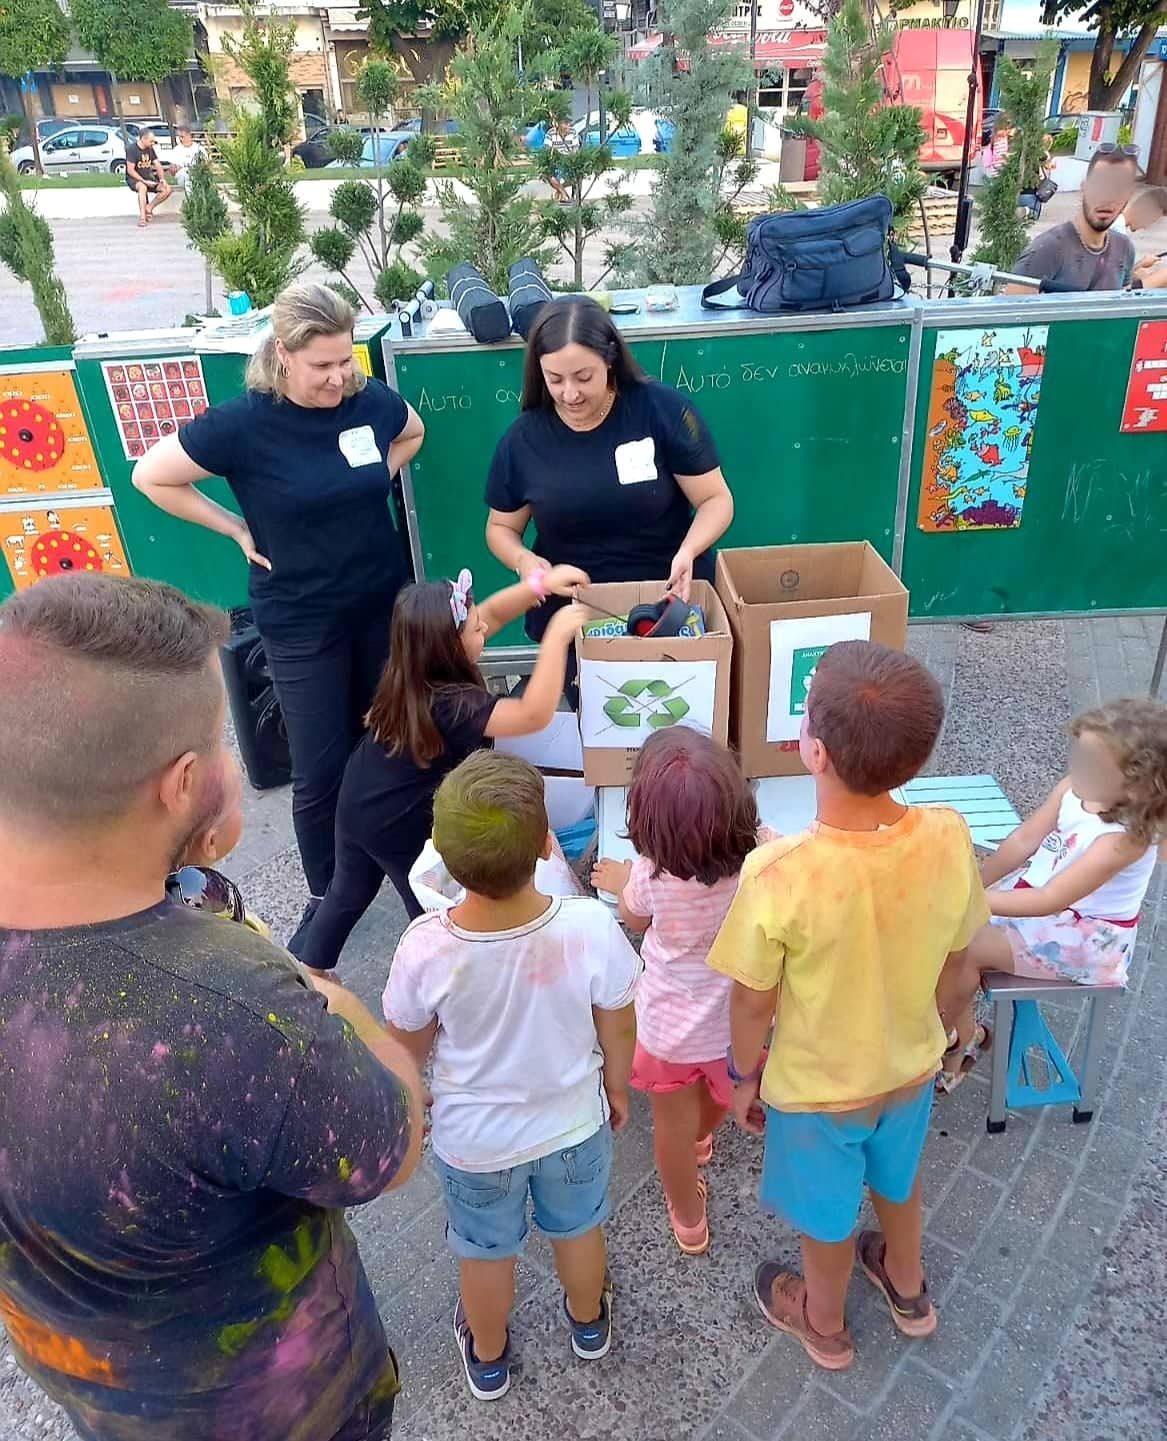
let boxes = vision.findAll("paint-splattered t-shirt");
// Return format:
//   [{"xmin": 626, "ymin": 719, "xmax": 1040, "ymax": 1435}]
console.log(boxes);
[{"xmin": 0, "ymin": 901, "xmax": 413, "ymax": 1441}]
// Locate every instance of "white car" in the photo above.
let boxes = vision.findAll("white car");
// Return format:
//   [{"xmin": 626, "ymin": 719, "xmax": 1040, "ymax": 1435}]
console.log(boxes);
[{"xmin": 10, "ymin": 124, "xmax": 177, "ymax": 177}]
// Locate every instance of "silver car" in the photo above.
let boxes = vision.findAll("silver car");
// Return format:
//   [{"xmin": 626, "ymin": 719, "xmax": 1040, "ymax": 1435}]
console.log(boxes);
[{"xmin": 11, "ymin": 124, "xmax": 127, "ymax": 176}]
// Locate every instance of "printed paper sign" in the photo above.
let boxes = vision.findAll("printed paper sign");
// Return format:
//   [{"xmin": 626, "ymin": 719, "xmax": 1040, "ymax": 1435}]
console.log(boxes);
[
  {"xmin": 1120, "ymin": 320, "xmax": 1167, "ymax": 432},
  {"xmin": 101, "ymin": 356, "xmax": 208, "ymax": 460},
  {"xmin": 0, "ymin": 499, "xmax": 131, "ymax": 592},
  {"xmin": 766, "ymin": 612, "xmax": 871, "ymax": 743},
  {"xmin": 579, "ymin": 659, "xmax": 718, "ymax": 750}
]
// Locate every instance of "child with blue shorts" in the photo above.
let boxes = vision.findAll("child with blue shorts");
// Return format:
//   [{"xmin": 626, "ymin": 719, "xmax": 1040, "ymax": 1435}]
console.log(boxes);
[
  {"xmin": 383, "ymin": 751, "xmax": 640, "ymax": 1401},
  {"xmin": 707, "ymin": 641, "xmax": 989, "ymax": 1371}
]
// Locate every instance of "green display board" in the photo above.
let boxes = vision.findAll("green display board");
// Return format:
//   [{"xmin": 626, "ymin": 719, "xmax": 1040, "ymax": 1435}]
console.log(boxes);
[
  {"xmin": 902, "ymin": 315, "xmax": 1167, "ymax": 619},
  {"xmin": 395, "ymin": 319, "xmax": 912, "ymax": 644},
  {"xmin": 72, "ymin": 347, "xmax": 250, "ymax": 611}
]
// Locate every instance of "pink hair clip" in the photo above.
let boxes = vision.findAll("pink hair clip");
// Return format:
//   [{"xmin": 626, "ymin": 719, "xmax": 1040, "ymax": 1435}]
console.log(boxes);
[{"xmin": 449, "ymin": 568, "xmax": 473, "ymax": 628}]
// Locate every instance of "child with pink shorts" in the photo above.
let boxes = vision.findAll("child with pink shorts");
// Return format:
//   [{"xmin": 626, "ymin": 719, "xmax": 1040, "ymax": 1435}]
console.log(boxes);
[
  {"xmin": 940, "ymin": 697, "xmax": 1167, "ymax": 1079},
  {"xmin": 593, "ymin": 728, "xmax": 769, "ymax": 1255}
]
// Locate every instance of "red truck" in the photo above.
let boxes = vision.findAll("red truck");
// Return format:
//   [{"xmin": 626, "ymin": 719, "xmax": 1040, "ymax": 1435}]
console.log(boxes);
[{"xmin": 803, "ymin": 28, "xmax": 983, "ymax": 181}]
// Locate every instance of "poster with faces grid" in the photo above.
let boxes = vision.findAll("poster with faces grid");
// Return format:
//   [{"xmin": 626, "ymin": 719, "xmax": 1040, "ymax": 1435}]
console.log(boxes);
[{"xmin": 101, "ymin": 356, "xmax": 209, "ymax": 460}]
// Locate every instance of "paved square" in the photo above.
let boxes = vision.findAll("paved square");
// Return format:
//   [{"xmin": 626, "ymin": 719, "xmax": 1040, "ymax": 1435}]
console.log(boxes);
[{"xmin": 2, "ymin": 620, "xmax": 1164, "ymax": 1441}]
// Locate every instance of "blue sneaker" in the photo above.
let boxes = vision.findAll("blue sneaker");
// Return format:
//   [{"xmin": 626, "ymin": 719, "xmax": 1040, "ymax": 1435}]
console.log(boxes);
[
  {"xmin": 563, "ymin": 1276, "xmax": 613, "ymax": 1360},
  {"xmin": 453, "ymin": 1300, "xmax": 511, "ymax": 1401}
]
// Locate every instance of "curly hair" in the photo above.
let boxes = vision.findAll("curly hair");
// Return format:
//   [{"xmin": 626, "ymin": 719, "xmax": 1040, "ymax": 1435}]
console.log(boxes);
[{"xmin": 1069, "ymin": 698, "xmax": 1167, "ymax": 847}]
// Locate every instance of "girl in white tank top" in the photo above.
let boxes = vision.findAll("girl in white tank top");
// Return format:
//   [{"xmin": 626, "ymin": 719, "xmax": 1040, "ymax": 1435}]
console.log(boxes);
[{"xmin": 938, "ymin": 700, "xmax": 1167, "ymax": 1081}]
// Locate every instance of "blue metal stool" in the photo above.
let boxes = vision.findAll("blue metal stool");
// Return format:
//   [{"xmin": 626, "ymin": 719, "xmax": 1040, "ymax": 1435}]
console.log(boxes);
[{"xmin": 983, "ymin": 971, "xmax": 1122, "ymax": 1134}]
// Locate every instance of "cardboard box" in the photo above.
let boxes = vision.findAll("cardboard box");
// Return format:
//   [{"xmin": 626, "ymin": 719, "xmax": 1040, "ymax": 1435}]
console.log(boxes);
[
  {"xmin": 576, "ymin": 580, "xmax": 733, "ymax": 788},
  {"xmin": 716, "ymin": 543, "xmax": 909, "ymax": 778}
]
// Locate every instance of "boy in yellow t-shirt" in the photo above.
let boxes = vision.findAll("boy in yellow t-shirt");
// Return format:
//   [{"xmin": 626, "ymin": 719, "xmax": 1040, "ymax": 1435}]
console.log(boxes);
[{"xmin": 707, "ymin": 640, "xmax": 988, "ymax": 1372}]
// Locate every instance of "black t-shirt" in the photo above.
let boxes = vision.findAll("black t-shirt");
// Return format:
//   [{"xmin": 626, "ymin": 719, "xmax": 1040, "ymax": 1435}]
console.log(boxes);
[
  {"xmin": 179, "ymin": 381, "xmax": 410, "ymax": 641},
  {"xmin": 0, "ymin": 904, "xmax": 411, "ymax": 1441},
  {"xmin": 338, "ymin": 684, "xmax": 498, "ymax": 863},
  {"xmin": 126, "ymin": 141, "xmax": 161, "ymax": 185},
  {"xmin": 486, "ymin": 379, "xmax": 720, "ymax": 639}
]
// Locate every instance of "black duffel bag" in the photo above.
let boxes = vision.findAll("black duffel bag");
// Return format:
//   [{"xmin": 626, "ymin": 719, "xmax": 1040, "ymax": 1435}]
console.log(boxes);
[
  {"xmin": 508, "ymin": 258, "xmax": 554, "ymax": 339},
  {"xmin": 701, "ymin": 194, "xmax": 907, "ymax": 314},
  {"xmin": 446, "ymin": 263, "xmax": 511, "ymax": 343}
]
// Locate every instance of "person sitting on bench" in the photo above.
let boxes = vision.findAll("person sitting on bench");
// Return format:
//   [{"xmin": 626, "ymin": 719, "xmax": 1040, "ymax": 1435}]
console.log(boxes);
[
  {"xmin": 126, "ymin": 127, "xmax": 172, "ymax": 228},
  {"xmin": 938, "ymin": 697, "xmax": 1167, "ymax": 1089}
]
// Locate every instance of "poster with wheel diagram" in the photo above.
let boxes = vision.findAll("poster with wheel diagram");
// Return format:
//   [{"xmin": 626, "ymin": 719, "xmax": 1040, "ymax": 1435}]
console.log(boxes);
[
  {"xmin": 0, "ymin": 496, "xmax": 131, "ymax": 592},
  {"xmin": 101, "ymin": 355, "xmax": 208, "ymax": 460},
  {"xmin": 0, "ymin": 366, "xmax": 103, "ymax": 497}
]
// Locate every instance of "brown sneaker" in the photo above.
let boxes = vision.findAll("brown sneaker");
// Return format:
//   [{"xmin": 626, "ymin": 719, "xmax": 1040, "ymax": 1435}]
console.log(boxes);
[
  {"xmin": 857, "ymin": 1230, "xmax": 937, "ymax": 1338},
  {"xmin": 752, "ymin": 1262, "xmax": 854, "ymax": 1371}
]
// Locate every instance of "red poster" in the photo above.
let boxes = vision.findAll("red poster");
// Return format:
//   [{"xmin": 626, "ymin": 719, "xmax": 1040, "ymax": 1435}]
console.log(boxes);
[{"xmin": 1120, "ymin": 320, "xmax": 1167, "ymax": 432}]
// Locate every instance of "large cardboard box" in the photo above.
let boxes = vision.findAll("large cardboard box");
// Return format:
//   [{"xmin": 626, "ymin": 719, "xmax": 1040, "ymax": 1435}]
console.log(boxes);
[
  {"xmin": 576, "ymin": 580, "xmax": 733, "ymax": 788},
  {"xmin": 717, "ymin": 544, "xmax": 909, "ymax": 778}
]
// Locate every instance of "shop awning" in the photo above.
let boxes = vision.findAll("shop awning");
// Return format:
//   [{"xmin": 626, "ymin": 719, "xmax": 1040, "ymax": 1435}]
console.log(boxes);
[
  {"xmin": 627, "ymin": 27, "xmax": 826, "ymax": 68},
  {"xmin": 626, "ymin": 33, "xmax": 664, "ymax": 60}
]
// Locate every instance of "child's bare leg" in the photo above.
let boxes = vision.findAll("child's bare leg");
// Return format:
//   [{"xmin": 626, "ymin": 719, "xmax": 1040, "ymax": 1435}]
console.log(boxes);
[
  {"xmin": 939, "ymin": 924, "xmax": 1016, "ymax": 1052},
  {"xmin": 869, "ymin": 1175, "xmax": 924, "ymax": 1298},
  {"xmin": 551, "ymin": 1226, "xmax": 606, "ymax": 1323},
  {"xmin": 459, "ymin": 1256, "xmax": 516, "ymax": 1362},
  {"xmin": 696, "ymin": 1080, "xmax": 728, "ymax": 1145},
  {"xmin": 800, "ymin": 1234, "xmax": 855, "ymax": 1335},
  {"xmin": 651, "ymin": 1085, "xmax": 705, "ymax": 1227}
]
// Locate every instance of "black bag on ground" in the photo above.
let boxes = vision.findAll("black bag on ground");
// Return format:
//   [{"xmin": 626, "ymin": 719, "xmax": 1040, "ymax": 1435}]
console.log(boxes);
[
  {"xmin": 446, "ymin": 263, "xmax": 511, "ymax": 343},
  {"xmin": 508, "ymin": 258, "xmax": 554, "ymax": 339},
  {"xmin": 701, "ymin": 195, "xmax": 905, "ymax": 314}
]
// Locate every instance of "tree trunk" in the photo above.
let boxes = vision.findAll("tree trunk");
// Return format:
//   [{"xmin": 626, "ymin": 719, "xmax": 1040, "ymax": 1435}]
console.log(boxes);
[
  {"xmin": 1087, "ymin": 9, "xmax": 1117, "ymax": 110},
  {"xmin": 1096, "ymin": 15, "xmax": 1164, "ymax": 111},
  {"xmin": 21, "ymin": 80, "xmax": 44, "ymax": 178}
]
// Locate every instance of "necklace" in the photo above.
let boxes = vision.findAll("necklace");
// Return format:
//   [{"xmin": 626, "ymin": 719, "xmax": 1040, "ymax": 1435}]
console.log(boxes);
[{"xmin": 561, "ymin": 388, "xmax": 615, "ymax": 432}]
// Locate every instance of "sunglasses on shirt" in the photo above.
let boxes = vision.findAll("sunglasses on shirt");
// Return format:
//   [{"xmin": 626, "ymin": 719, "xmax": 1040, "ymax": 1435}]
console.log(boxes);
[{"xmin": 167, "ymin": 865, "xmax": 246, "ymax": 923}]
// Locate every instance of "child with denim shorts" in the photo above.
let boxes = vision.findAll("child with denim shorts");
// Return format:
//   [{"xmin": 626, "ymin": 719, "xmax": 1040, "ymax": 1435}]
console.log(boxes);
[
  {"xmin": 707, "ymin": 641, "xmax": 989, "ymax": 1371},
  {"xmin": 383, "ymin": 751, "xmax": 640, "ymax": 1401}
]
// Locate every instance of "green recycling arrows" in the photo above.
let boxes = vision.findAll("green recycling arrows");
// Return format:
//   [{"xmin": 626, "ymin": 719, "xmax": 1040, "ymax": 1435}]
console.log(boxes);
[{"xmin": 602, "ymin": 679, "xmax": 691, "ymax": 731}]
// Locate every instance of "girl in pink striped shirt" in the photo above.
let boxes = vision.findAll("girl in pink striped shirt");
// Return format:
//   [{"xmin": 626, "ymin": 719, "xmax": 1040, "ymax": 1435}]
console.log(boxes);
[{"xmin": 593, "ymin": 729, "xmax": 769, "ymax": 1256}]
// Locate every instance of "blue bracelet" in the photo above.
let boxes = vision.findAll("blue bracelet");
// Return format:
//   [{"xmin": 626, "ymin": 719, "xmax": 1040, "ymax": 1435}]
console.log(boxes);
[{"xmin": 725, "ymin": 1046, "xmax": 759, "ymax": 1085}]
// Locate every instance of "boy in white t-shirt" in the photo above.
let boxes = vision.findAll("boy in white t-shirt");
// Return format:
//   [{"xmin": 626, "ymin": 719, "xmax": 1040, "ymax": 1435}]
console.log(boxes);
[{"xmin": 383, "ymin": 751, "xmax": 640, "ymax": 1403}]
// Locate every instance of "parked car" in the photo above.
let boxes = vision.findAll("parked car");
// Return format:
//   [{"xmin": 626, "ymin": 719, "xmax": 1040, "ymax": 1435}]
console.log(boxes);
[
  {"xmin": 327, "ymin": 118, "xmax": 458, "ymax": 168},
  {"xmin": 11, "ymin": 124, "xmax": 128, "ymax": 176},
  {"xmin": 1044, "ymin": 112, "xmax": 1083, "ymax": 137},
  {"xmin": 293, "ymin": 124, "xmax": 372, "ymax": 170}
]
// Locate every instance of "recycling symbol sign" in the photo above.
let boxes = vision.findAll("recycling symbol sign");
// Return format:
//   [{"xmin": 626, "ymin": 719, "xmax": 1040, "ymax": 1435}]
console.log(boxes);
[{"xmin": 602, "ymin": 679, "xmax": 691, "ymax": 731}]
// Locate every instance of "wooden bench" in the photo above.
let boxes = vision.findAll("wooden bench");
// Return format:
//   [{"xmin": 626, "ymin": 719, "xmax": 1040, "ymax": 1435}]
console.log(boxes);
[{"xmin": 431, "ymin": 144, "xmax": 461, "ymax": 170}]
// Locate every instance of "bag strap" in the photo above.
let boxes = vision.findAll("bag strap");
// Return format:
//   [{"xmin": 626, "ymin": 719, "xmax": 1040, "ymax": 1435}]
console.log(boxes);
[
  {"xmin": 888, "ymin": 239, "xmax": 911, "ymax": 297},
  {"xmin": 701, "ymin": 273, "xmax": 749, "ymax": 310}
]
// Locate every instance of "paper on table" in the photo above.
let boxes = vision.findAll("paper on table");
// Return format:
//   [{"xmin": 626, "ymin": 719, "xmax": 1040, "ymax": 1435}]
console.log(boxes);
[
  {"xmin": 579, "ymin": 659, "xmax": 718, "ymax": 750},
  {"xmin": 766, "ymin": 612, "xmax": 872, "ymax": 743}
]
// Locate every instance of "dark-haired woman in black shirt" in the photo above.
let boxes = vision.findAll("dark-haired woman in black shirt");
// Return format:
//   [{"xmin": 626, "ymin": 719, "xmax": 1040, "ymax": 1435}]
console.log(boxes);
[{"xmin": 485, "ymin": 297, "xmax": 734, "ymax": 642}]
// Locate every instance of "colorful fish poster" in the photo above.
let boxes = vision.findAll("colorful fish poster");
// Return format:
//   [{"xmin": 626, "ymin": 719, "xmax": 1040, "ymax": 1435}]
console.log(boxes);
[{"xmin": 917, "ymin": 326, "xmax": 1048, "ymax": 532}]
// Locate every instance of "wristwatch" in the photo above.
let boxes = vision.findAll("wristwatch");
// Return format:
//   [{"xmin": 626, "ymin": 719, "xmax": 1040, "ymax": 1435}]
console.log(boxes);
[{"xmin": 725, "ymin": 1046, "xmax": 759, "ymax": 1085}]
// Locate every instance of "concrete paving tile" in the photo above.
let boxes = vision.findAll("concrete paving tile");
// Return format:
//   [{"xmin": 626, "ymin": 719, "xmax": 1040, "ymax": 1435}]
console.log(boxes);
[
  {"xmin": 999, "ymin": 1148, "xmax": 1079, "ymax": 1230},
  {"xmin": 919, "ymin": 1237, "xmax": 964, "ymax": 1306},
  {"xmin": 926, "ymin": 1168, "xmax": 1006, "ymax": 1255},
  {"xmin": 1053, "ymin": 1123, "xmax": 1145, "ymax": 1204},
  {"xmin": 964, "ymin": 1111, "xmax": 1040, "ymax": 1186},
  {"xmin": 698, "ymin": 1418, "xmax": 758, "ymax": 1441},
  {"xmin": 775, "ymin": 1385, "xmax": 862, "ymax": 1441},
  {"xmin": 1038, "ymin": 1185, "xmax": 1120, "ymax": 1270},
  {"xmin": 959, "ymin": 1211, "xmax": 1045, "ymax": 1299},
  {"xmin": 1006, "ymin": 1261, "xmax": 1094, "ymax": 1354},
  {"xmin": 1096, "ymin": 1059, "xmax": 1164, "ymax": 1138},
  {"xmin": 920, "ymin": 1283, "xmax": 1005, "ymax": 1383},
  {"xmin": 931, "ymin": 1072, "xmax": 993, "ymax": 1142},
  {"xmin": 724, "ymin": 1339, "xmax": 819, "ymax": 1439},
  {"xmin": 919, "ymin": 1128, "xmax": 970, "ymax": 1215},
  {"xmin": 956, "ymin": 1329, "xmax": 1053, "ymax": 1439},
  {"xmin": 850, "ymin": 1360, "xmax": 952, "ymax": 1441}
]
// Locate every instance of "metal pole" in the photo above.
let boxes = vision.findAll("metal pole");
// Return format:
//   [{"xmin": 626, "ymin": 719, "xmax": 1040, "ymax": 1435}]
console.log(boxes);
[
  {"xmin": 950, "ymin": 0, "xmax": 987, "ymax": 264},
  {"xmin": 1151, "ymin": 614, "xmax": 1167, "ymax": 697},
  {"xmin": 746, "ymin": 0, "xmax": 759, "ymax": 158}
]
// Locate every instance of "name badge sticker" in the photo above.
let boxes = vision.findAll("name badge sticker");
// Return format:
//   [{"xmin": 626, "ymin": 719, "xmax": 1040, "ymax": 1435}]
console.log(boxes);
[
  {"xmin": 338, "ymin": 425, "xmax": 382, "ymax": 468},
  {"xmin": 614, "ymin": 436, "xmax": 657, "ymax": 486}
]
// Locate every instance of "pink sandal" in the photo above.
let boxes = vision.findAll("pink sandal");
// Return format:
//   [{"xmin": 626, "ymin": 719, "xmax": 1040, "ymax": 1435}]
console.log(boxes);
[
  {"xmin": 666, "ymin": 1177, "xmax": 709, "ymax": 1256},
  {"xmin": 695, "ymin": 1133, "xmax": 714, "ymax": 1167}
]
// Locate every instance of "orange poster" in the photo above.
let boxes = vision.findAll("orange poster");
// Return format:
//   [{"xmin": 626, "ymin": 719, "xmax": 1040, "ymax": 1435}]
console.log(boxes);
[
  {"xmin": 0, "ymin": 367, "xmax": 103, "ymax": 497},
  {"xmin": 0, "ymin": 500, "xmax": 131, "ymax": 592}
]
